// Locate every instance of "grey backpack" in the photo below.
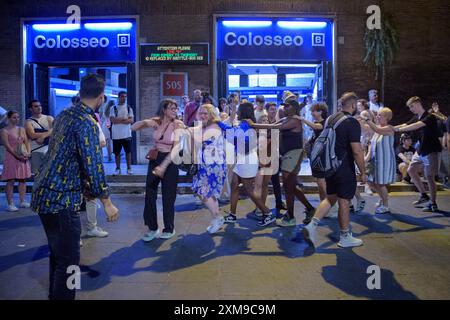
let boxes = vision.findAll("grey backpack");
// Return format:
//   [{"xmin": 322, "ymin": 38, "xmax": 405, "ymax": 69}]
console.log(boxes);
[{"xmin": 310, "ymin": 112, "xmax": 350, "ymax": 178}]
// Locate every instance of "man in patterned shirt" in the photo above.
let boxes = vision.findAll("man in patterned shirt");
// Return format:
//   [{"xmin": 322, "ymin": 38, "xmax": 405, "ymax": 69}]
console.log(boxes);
[{"xmin": 31, "ymin": 73, "xmax": 119, "ymax": 300}]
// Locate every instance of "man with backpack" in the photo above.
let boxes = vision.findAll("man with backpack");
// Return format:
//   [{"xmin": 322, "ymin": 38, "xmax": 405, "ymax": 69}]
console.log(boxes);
[
  {"xmin": 110, "ymin": 91, "xmax": 134, "ymax": 175},
  {"xmin": 25, "ymin": 100, "xmax": 54, "ymax": 175},
  {"xmin": 303, "ymin": 92, "xmax": 366, "ymax": 248}
]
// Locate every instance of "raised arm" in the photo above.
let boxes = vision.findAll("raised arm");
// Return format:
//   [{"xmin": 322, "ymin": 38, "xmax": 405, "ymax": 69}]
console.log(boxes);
[
  {"xmin": 131, "ymin": 118, "xmax": 158, "ymax": 131},
  {"xmin": 394, "ymin": 121, "xmax": 425, "ymax": 133},
  {"xmin": 301, "ymin": 118, "xmax": 323, "ymax": 131},
  {"xmin": 248, "ymin": 117, "xmax": 300, "ymax": 130},
  {"xmin": 366, "ymin": 120, "xmax": 395, "ymax": 135}
]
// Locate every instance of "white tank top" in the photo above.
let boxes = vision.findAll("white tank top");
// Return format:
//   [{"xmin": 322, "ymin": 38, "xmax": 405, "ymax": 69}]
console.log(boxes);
[{"xmin": 29, "ymin": 115, "xmax": 51, "ymax": 153}]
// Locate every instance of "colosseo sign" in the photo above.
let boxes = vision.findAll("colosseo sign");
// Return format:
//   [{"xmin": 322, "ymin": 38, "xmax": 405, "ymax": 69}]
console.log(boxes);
[
  {"xmin": 216, "ymin": 18, "xmax": 333, "ymax": 61},
  {"xmin": 25, "ymin": 20, "xmax": 136, "ymax": 63}
]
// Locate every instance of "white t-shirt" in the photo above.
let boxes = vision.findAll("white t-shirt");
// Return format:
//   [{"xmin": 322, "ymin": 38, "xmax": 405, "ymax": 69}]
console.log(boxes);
[
  {"xmin": 111, "ymin": 104, "xmax": 133, "ymax": 140},
  {"xmin": 254, "ymin": 109, "xmax": 268, "ymax": 123},
  {"xmin": 369, "ymin": 101, "xmax": 384, "ymax": 113}
]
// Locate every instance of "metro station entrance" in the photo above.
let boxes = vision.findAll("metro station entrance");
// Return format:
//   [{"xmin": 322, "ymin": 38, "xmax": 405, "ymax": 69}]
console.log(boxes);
[
  {"xmin": 21, "ymin": 17, "xmax": 139, "ymax": 163},
  {"xmin": 215, "ymin": 16, "xmax": 335, "ymax": 111}
]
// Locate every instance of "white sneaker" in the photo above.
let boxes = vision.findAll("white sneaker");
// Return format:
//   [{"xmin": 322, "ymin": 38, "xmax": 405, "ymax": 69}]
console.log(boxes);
[
  {"xmin": 207, "ymin": 217, "xmax": 224, "ymax": 234},
  {"xmin": 87, "ymin": 227, "xmax": 109, "ymax": 238},
  {"xmin": 142, "ymin": 230, "xmax": 160, "ymax": 242},
  {"xmin": 114, "ymin": 168, "xmax": 121, "ymax": 176},
  {"xmin": 253, "ymin": 208, "xmax": 263, "ymax": 217},
  {"xmin": 302, "ymin": 223, "xmax": 317, "ymax": 247},
  {"xmin": 19, "ymin": 201, "xmax": 30, "ymax": 208},
  {"xmin": 159, "ymin": 230, "xmax": 176, "ymax": 239},
  {"xmin": 326, "ymin": 204, "xmax": 339, "ymax": 218},
  {"xmin": 364, "ymin": 185, "xmax": 373, "ymax": 195},
  {"xmin": 375, "ymin": 205, "xmax": 390, "ymax": 214},
  {"xmin": 338, "ymin": 232, "xmax": 363, "ymax": 248},
  {"xmin": 127, "ymin": 168, "xmax": 133, "ymax": 175},
  {"xmin": 7, "ymin": 204, "xmax": 19, "ymax": 212}
]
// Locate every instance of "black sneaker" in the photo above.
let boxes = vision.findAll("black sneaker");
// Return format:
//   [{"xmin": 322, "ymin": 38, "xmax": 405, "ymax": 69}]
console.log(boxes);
[
  {"xmin": 413, "ymin": 194, "xmax": 430, "ymax": 207},
  {"xmin": 258, "ymin": 214, "xmax": 276, "ymax": 227},
  {"xmin": 276, "ymin": 202, "xmax": 287, "ymax": 211},
  {"xmin": 223, "ymin": 213, "xmax": 237, "ymax": 224},
  {"xmin": 422, "ymin": 203, "xmax": 438, "ymax": 212},
  {"xmin": 302, "ymin": 207, "xmax": 316, "ymax": 225}
]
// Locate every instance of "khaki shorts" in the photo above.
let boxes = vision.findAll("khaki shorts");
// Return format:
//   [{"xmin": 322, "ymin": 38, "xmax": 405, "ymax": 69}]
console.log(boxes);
[
  {"xmin": 280, "ymin": 149, "xmax": 303, "ymax": 174},
  {"xmin": 409, "ymin": 152, "xmax": 439, "ymax": 177},
  {"xmin": 31, "ymin": 151, "xmax": 46, "ymax": 175}
]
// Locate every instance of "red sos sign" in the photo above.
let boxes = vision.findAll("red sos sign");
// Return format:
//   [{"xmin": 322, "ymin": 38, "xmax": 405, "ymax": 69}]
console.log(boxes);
[{"xmin": 161, "ymin": 73, "xmax": 187, "ymax": 96}]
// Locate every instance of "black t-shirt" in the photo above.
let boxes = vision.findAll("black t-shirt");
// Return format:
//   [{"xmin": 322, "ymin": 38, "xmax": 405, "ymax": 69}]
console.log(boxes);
[
  {"xmin": 396, "ymin": 145, "xmax": 416, "ymax": 165},
  {"xmin": 333, "ymin": 112, "xmax": 361, "ymax": 167},
  {"xmin": 310, "ymin": 119, "xmax": 326, "ymax": 145},
  {"xmin": 414, "ymin": 112, "xmax": 442, "ymax": 156}
]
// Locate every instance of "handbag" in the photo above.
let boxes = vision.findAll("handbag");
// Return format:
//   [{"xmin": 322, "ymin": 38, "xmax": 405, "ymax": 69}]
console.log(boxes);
[
  {"xmin": 146, "ymin": 148, "xmax": 158, "ymax": 160},
  {"xmin": 178, "ymin": 131, "xmax": 198, "ymax": 175},
  {"xmin": 16, "ymin": 128, "xmax": 28, "ymax": 157}
]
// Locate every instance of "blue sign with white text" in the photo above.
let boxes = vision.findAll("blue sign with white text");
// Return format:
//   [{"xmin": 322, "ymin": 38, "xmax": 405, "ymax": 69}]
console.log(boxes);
[
  {"xmin": 216, "ymin": 18, "xmax": 333, "ymax": 61},
  {"xmin": 26, "ymin": 19, "xmax": 136, "ymax": 63}
]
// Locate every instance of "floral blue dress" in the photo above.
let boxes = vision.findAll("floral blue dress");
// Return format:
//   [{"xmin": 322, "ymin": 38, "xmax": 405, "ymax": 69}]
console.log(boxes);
[{"xmin": 192, "ymin": 133, "xmax": 227, "ymax": 199}]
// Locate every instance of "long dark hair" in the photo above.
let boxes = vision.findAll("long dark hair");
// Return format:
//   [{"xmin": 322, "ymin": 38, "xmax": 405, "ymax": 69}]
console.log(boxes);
[
  {"xmin": 155, "ymin": 98, "xmax": 178, "ymax": 120},
  {"xmin": 237, "ymin": 102, "xmax": 256, "ymax": 122}
]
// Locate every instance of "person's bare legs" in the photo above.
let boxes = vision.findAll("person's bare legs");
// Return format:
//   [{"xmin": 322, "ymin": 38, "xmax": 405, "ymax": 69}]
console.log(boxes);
[
  {"xmin": 337, "ymin": 197, "xmax": 351, "ymax": 231},
  {"xmin": 126, "ymin": 152, "xmax": 132, "ymax": 170},
  {"xmin": 230, "ymin": 173, "xmax": 240, "ymax": 215},
  {"xmin": 426, "ymin": 172, "xmax": 437, "ymax": 203},
  {"xmin": 106, "ymin": 138, "xmax": 112, "ymax": 161},
  {"xmin": 316, "ymin": 178, "xmax": 327, "ymax": 201},
  {"xmin": 202, "ymin": 196, "xmax": 220, "ymax": 219},
  {"xmin": 6, "ymin": 180, "xmax": 14, "ymax": 205},
  {"xmin": 241, "ymin": 178, "xmax": 270, "ymax": 214},
  {"xmin": 282, "ymin": 172, "xmax": 296, "ymax": 219},
  {"xmin": 408, "ymin": 163, "xmax": 426, "ymax": 194},
  {"xmin": 399, "ymin": 163, "xmax": 408, "ymax": 180},
  {"xmin": 18, "ymin": 180, "xmax": 26, "ymax": 203},
  {"xmin": 260, "ymin": 175, "xmax": 272, "ymax": 205},
  {"xmin": 378, "ymin": 185, "xmax": 389, "ymax": 208},
  {"xmin": 313, "ymin": 194, "xmax": 338, "ymax": 220}
]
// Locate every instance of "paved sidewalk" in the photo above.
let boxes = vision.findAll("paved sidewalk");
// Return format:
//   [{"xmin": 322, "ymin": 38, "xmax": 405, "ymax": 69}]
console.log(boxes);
[{"xmin": 0, "ymin": 192, "xmax": 449, "ymax": 300}]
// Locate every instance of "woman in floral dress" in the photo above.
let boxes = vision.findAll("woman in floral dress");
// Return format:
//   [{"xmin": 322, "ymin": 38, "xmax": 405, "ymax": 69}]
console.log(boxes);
[{"xmin": 191, "ymin": 104, "xmax": 227, "ymax": 234}]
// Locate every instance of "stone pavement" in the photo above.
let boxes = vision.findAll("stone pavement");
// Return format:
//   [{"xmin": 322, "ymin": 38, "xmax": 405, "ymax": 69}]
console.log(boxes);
[{"xmin": 0, "ymin": 192, "xmax": 449, "ymax": 300}]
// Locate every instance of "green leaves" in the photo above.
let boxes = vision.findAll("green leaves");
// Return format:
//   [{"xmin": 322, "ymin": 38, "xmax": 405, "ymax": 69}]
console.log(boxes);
[{"xmin": 363, "ymin": 12, "xmax": 399, "ymax": 80}]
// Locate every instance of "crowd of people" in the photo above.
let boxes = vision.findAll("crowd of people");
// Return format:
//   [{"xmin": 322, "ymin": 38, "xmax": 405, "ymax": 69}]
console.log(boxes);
[{"xmin": 0, "ymin": 74, "xmax": 449, "ymax": 299}]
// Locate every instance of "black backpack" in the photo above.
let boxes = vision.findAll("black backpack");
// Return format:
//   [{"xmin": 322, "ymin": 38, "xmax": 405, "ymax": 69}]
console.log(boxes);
[{"xmin": 310, "ymin": 112, "xmax": 350, "ymax": 178}]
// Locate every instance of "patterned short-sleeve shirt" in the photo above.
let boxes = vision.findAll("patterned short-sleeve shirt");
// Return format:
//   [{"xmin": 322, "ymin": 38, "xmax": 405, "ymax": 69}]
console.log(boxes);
[{"xmin": 31, "ymin": 103, "xmax": 109, "ymax": 214}]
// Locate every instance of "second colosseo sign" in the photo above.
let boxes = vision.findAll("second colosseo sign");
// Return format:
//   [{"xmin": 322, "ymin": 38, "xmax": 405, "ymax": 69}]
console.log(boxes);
[{"xmin": 216, "ymin": 18, "xmax": 333, "ymax": 61}]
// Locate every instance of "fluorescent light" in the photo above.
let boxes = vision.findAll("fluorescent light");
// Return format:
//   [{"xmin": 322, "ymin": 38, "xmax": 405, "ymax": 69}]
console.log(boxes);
[
  {"xmin": 84, "ymin": 22, "xmax": 133, "ymax": 30},
  {"xmin": 277, "ymin": 21, "xmax": 327, "ymax": 29},
  {"xmin": 32, "ymin": 24, "xmax": 80, "ymax": 31},
  {"xmin": 54, "ymin": 89, "xmax": 79, "ymax": 96},
  {"xmin": 222, "ymin": 20, "xmax": 272, "ymax": 27},
  {"xmin": 230, "ymin": 64, "xmax": 318, "ymax": 68},
  {"xmin": 248, "ymin": 95, "xmax": 278, "ymax": 99}
]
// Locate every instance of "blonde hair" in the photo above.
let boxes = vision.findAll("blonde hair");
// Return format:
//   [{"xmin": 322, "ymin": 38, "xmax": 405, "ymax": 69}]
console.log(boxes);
[
  {"xmin": 198, "ymin": 103, "xmax": 220, "ymax": 125},
  {"xmin": 258, "ymin": 114, "xmax": 269, "ymax": 124},
  {"xmin": 378, "ymin": 107, "xmax": 393, "ymax": 121}
]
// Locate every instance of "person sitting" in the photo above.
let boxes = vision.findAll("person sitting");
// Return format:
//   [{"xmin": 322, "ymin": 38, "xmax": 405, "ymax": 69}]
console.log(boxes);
[{"xmin": 396, "ymin": 133, "xmax": 417, "ymax": 183}]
